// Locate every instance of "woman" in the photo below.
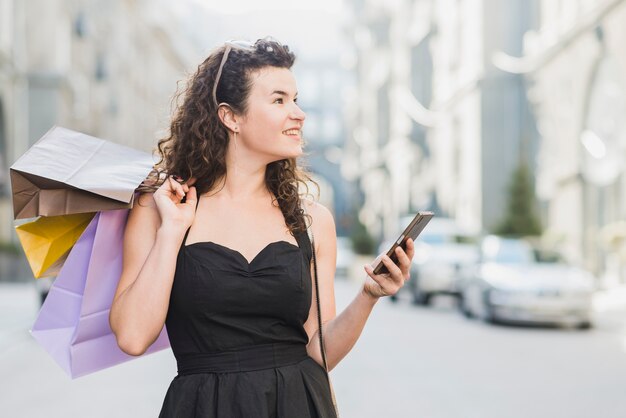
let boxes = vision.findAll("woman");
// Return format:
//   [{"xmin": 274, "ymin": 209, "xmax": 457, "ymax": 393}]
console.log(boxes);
[{"xmin": 109, "ymin": 38, "xmax": 414, "ymax": 418}]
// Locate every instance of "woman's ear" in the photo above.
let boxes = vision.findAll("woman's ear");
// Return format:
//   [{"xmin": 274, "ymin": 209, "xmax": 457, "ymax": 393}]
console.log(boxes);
[{"xmin": 217, "ymin": 105, "xmax": 239, "ymax": 132}]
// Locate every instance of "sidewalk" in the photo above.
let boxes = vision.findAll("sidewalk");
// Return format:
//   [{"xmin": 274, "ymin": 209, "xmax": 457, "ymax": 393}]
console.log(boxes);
[
  {"xmin": 0, "ymin": 282, "xmax": 40, "ymax": 352},
  {"xmin": 592, "ymin": 285, "xmax": 626, "ymax": 331}
]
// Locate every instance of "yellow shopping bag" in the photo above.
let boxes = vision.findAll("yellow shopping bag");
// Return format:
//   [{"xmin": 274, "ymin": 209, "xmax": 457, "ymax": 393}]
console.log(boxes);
[{"xmin": 15, "ymin": 212, "xmax": 95, "ymax": 278}]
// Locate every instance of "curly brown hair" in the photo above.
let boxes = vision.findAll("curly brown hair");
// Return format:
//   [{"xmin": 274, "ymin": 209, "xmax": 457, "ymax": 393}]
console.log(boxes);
[{"xmin": 139, "ymin": 38, "xmax": 318, "ymax": 234}]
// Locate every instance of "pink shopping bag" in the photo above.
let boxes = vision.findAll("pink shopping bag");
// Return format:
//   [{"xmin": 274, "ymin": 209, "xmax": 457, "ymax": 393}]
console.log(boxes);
[{"xmin": 30, "ymin": 209, "xmax": 170, "ymax": 378}]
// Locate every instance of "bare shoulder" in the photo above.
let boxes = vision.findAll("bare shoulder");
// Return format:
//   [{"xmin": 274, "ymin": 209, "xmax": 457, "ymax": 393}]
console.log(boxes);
[
  {"xmin": 114, "ymin": 192, "xmax": 160, "ymax": 301},
  {"xmin": 123, "ymin": 193, "xmax": 161, "ymax": 262},
  {"xmin": 301, "ymin": 199, "xmax": 336, "ymax": 241},
  {"xmin": 127, "ymin": 192, "xmax": 160, "ymax": 233},
  {"xmin": 302, "ymin": 198, "xmax": 333, "ymax": 223}
]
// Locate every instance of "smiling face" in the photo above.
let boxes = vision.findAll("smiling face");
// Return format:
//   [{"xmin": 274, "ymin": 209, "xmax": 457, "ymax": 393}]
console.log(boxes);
[{"xmin": 235, "ymin": 66, "xmax": 306, "ymax": 162}]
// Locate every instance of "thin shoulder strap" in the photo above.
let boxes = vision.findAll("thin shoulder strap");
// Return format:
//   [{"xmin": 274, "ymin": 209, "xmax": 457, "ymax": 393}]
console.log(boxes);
[
  {"xmin": 302, "ymin": 203, "xmax": 328, "ymax": 371},
  {"xmin": 303, "ymin": 203, "xmax": 340, "ymax": 416},
  {"xmin": 182, "ymin": 194, "xmax": 201, "ymax": 246}
]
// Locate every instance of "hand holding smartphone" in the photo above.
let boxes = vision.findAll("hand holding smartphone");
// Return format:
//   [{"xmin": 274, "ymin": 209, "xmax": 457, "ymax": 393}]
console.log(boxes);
[{"xmin": 372, "ymin": 212, "xmax": 434, "ymax": 275}]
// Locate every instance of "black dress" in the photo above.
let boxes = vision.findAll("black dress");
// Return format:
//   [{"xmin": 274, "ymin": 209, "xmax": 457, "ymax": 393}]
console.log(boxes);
[{"xmin": 158, "ymin": 204, "xmax": 337, "ymax": 418}]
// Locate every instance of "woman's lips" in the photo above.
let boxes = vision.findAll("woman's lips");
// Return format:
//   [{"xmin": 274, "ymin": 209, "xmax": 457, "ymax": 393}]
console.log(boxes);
[{"xmin": 282, "ymin": 129, "xmax": 301, "ymax": 140}]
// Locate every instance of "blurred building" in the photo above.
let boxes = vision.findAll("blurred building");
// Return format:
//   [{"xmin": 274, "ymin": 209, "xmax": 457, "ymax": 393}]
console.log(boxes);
[
  {"xmin": 341, "ymin": 0, "xmax": 429, "ymax": 243},
  {"xmin": 0, "ymin": 0, "xmax": 199, "ymax": 247},
  {"xmin": 343, "ymin": 0, "xmax": 539, "ymax": 244},
  {"xmin": 1, "ymin": 1, "xmax": 357, "ymax": 251},
  {"xmin": 294, "ymin": 56, "xmax": 355, "ymax": 236},
  {"xmin": 496, "ymin": 0, "xmax": 626, "ymax": 285}
]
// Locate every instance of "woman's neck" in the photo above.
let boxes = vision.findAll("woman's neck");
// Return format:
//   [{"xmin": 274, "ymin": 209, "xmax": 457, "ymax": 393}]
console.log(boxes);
[
  {"xmin": 208, "ymin": 163, "xmax": 269, "ymax": 203},
  {"xmin": 221, "ymin": 175, "xmax": 268, "ymax": 201},
  {"xmin": 215, "ymin": 133, "xmax": 274, "ymax": 202}
]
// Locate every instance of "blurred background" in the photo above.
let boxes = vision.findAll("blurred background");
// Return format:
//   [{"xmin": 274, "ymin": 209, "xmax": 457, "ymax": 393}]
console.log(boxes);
[{"xmin": 3, "ymin": 0, "xmax": 626, "ymax": 417}]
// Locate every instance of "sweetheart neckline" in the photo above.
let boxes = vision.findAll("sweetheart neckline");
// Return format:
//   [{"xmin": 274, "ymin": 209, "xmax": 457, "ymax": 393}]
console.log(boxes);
[{"xmin": 184, "ymin": 240, "xmax": 300, "ymax": 266}]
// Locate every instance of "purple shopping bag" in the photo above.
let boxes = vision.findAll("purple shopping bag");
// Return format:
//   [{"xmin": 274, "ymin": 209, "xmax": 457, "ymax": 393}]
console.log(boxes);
[{"xmin": 30, "ymin": 209, "xmax": 170, "ymax": 378}]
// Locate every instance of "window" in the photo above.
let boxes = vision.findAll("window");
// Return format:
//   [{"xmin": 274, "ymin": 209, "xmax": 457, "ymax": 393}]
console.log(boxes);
[{"xmin": 0, "ymin": 98, "xmax": 7, "ymax": 196}]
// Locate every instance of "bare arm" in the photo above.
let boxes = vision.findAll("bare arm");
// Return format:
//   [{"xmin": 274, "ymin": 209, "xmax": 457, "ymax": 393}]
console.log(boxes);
[
  {"xmin": 303, "ymin": 201, "xmax": 413, "ymax": 371},
  {"xmin": 109, "ymin": 178, "xmax": 197, "ymax": 356}
]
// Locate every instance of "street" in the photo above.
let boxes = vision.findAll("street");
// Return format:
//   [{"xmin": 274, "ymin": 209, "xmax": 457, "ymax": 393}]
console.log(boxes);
[
  {"xmin": 332, "ymin": 287, "xmax": 626, "ymax": 418},
  {"xmin": 2, "ymin": 280, "xmax": 626, "ymax": 418}
]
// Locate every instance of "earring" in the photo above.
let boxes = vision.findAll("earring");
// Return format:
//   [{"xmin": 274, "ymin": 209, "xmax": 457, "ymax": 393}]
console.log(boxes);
[{"xmin": 232, "ymin": 131, "xmax": 239, "ymax": 176}]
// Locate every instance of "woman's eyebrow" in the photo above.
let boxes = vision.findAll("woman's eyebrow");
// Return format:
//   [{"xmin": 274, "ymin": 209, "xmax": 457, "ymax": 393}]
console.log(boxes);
[{"xmin": 270, "ymin": 90, "xmax": 298, "ymax": 97}]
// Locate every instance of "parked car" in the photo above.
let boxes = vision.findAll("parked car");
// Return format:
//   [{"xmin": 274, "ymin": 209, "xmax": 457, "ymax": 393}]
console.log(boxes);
[
  {"xmin": 381, "ymin": 217, "xmax": 479, "ymax": 305},
  {"xmin": 458, "ymin": 235, "xmax": 594, "ymax": 329},
  {"xmin": 335, "ymin": 236, "xmax": 355, "ymax": 279},
  {"xmin": 35, "ymin": 276, "xmax": 54, "ymax": 306}
]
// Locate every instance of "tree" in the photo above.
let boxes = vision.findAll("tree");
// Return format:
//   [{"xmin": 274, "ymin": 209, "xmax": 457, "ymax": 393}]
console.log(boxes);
[
  {"xmin": 494, "ymin": 162, "xmax": 542, "ymax": 237},
  {"xmin": 350, "ymin": 215, "xmax": 376, "ymax": 255}
]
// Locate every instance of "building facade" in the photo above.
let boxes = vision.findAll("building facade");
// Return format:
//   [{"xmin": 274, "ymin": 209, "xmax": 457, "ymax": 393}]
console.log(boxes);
[
  {"xmin": 0, "ymin": 0, "xmax": 199, "ymax": 246},
  {"xmin": 343, "ymin": 0, "xmax": 538, "ymax": 243},
  {"xmin": 500, "ymin": 0, "xmax": 626, "ymax": 285}
]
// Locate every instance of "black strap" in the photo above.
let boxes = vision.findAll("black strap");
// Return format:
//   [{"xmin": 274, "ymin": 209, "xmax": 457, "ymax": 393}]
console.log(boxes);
[
  {"xmin": 182, "ymin": 194, "xmax": 201, "ymax": 246},
  {"xmin": 307, "ymin": 212, "xmax": 340, "ymax": 416},
  {"xmin": 294, "ymin": 231, "xmax": 311, "ymax": 262},
  {"xmin": 309, "ymin": 231, "xmax": 328, "ymax": 371}
]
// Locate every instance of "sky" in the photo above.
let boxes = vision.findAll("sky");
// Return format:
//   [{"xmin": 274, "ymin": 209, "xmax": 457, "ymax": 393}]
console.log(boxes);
[
  {"xmin": 167, "ymin": 0, "xmax": 351, "ymax": 62},
  {"xmin": 190, "ymin": 0, "xmax": 344, "ymax": 14}
]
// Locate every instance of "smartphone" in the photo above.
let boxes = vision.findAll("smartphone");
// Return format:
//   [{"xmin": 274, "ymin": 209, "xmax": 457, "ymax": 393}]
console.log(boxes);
[{"xmin": 372, "ymin": 211, "xmax": 434, "ymax": 275}]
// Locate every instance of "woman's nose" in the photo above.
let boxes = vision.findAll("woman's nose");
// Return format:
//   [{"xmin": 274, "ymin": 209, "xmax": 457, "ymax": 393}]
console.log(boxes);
[{"xmin": 290, "ymin": 104, "xmax": 306, "ymax": 121}]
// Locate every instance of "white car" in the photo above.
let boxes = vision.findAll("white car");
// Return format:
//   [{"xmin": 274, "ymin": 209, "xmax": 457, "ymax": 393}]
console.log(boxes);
[
  {"xmin": 335, "ymin": 236, "xmax": 355, "ymax": 279},
  {"xmin": 459, "ymin": 236, "xmax": 594, "ymax": 329},
  {"xmin": 382, "ymin": 217, "xmax": 479, "ymax": 305}
]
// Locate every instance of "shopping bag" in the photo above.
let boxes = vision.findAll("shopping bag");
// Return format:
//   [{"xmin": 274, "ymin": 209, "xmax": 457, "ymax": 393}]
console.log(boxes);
[
  {"xmin": 30, "ymin": 209, "xmax": 170, "ymax": 378},
  {"xmin": 10, "ymin": 126, "xmax": 155, "ymax": 219},
  {"xmin": 15, "ymin": 213, "xmax": 95, "ymax": 278}
]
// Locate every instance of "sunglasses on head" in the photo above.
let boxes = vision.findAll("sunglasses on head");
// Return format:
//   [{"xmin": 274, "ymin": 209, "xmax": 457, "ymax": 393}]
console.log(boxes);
[{"xmin": 212, "ymin": 38, "xmax": 279, "ymax": 108}]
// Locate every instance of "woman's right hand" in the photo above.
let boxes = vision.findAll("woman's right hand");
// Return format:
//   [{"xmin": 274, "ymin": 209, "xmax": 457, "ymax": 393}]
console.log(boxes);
[{"xmin": 152, "ymin": 175, "xmax": 198, "ymax": 232}]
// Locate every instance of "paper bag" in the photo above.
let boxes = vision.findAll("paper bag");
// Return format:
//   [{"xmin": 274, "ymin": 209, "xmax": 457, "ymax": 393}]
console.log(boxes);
[
  {"xmin": 30, "ymin": 209, "xmax": 170, "ymax": 378},
  {"xmin": 15, "ymin": 213, "xmax": 95, "ymax": 278},
  {"xmin": 11, "ymin": 126, "xmax": 154, "ymax": 219}
]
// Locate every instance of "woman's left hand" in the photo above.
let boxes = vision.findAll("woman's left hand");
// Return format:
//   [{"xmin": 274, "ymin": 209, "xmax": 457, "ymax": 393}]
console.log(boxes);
[{"xmin": 362, "ymin": 238, "xmax": 415, "ymax": 299}]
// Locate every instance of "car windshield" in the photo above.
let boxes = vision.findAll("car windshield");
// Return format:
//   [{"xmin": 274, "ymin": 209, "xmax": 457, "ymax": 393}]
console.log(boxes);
[
  {"xmin": 398, "ymin": 216, "xmax": 476, "ymax": 246},
  {"xmin": 337, "ymin": 237, "xmax": 352, "ymax": 250},
  {"xmin": 482, "ymin": 237, "xmax": 534, "ymax": 264},
  {"xmin": 420, "ymin": 233, "xmax": 475, "ymax": 246},
  {"xmin": 533, "ymin": 248, "xmax": 564, "ymax": 263},
  {"xmin": 420, "ymin": 233, "xmax": 448, "ymax": 245}
]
